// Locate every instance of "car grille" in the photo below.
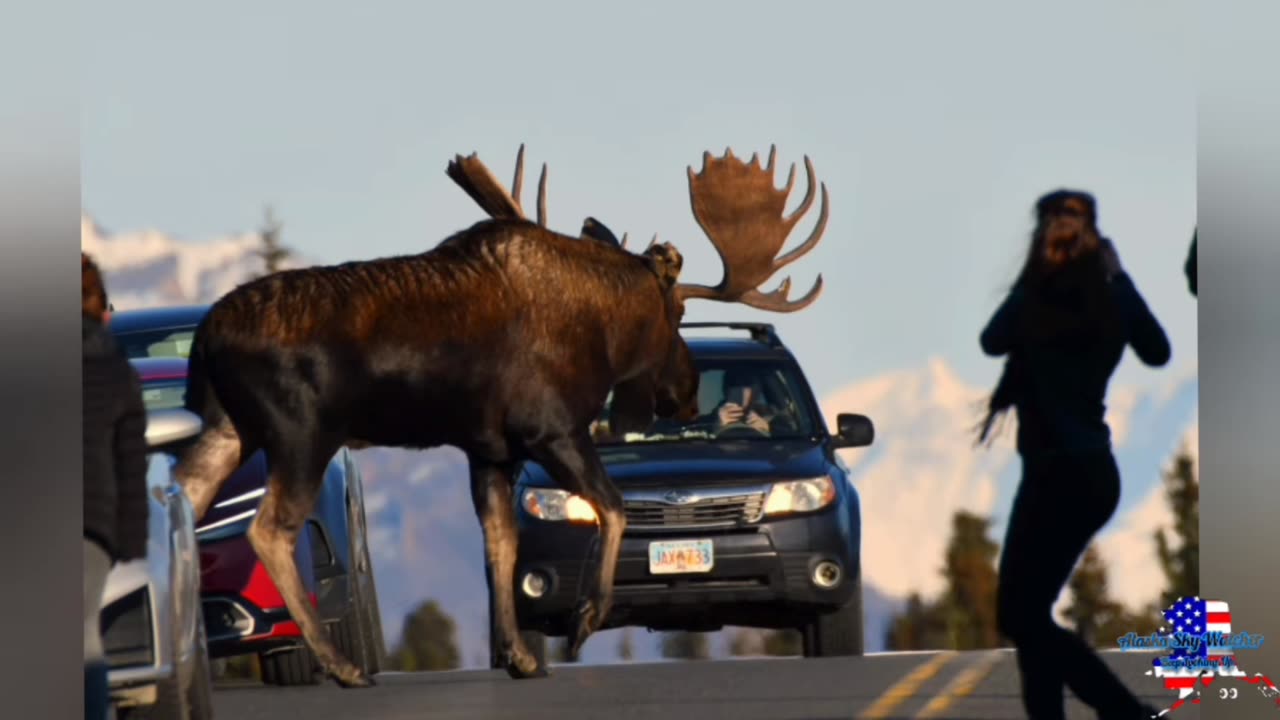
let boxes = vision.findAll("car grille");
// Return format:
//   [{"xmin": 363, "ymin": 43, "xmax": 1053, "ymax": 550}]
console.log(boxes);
[
  {"xmin": 100, "ymin": 587, "xmax": 153, "ymax": 669},
  {"xmin": 623, "ymin": 491, "xmax": 765, "ymax": 529}
]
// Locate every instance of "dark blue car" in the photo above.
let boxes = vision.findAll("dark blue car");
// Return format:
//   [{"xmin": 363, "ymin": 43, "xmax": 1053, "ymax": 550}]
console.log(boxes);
[{"xmin": 493, "ymin": 323, "xmax": 874, "ymax": 664}]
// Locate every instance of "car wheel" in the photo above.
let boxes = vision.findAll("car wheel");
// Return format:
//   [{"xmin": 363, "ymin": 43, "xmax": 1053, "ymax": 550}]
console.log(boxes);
[
  {"xmin": 330, "ymin": 495, "xmax": 383, "ymax": 676},
  {"xmin": 801, "ymin": 573, "xmax": 865, "ymax": 658},
  {"xmin": 359, "ymin": 535, "xmax": 387, "ymax": 670},
  {"xmin": 118, "ymin": 604, "xmax": 215, "ymax": 720},
  {"xmin": 184, "ymin": 614, "xmax": 215, "ymax": 720},
  {"xmin": 259, "ymin": 645, "xmax": 318, "ymax": 686}
]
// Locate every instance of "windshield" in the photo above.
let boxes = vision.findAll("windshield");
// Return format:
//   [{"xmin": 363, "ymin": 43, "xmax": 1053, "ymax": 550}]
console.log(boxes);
[
  {"xmin": 140, "ymin": 379, "xmax": 187, "ymax": 411},
  {"xmin": 114, "ymin": 326, "xmax": 197, "ymax": 360},
  {"xmin": 592, "ymin": 359, "xmax": 820, "ymax": 445}
]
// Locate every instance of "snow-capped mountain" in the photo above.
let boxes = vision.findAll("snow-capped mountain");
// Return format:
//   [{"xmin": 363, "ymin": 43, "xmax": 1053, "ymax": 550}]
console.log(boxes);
[
  {"xmin": 80, "ymin": 213, "xmax": 311, "ymax": 308},
  {"xmin": 83, "ymin": 217, "xmax": 1198, "ymax": 662},
  {"xmin": 821, "ymin": 355, "xmax": 1198, "ymax": 638}
]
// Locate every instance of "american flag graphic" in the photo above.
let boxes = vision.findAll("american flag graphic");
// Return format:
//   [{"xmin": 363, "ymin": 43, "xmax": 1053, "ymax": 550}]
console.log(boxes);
[
  {"xmin": 1150, "ymin": 597, "xmax": 1246, "ymax": 696},
  {"xmin": 1144, "ymin": 597, "xmax": 1280, "ymax": 716}
]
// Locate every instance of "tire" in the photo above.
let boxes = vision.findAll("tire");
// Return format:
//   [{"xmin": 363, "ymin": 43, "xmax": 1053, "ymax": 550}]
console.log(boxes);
[
  {"xmin": 329, "ymin": 600, "xmax": 380, "ymax": 676},
  {"xmin": 362, "ymin": 542, "xmax": 387, "ymax": 669},
  {"xmin": 185, "ymin": 616, "xmax": 215, "ymax": 720},
  {"xmin": 801, "ymin": 573, "xmax": 865, "ymax": 658},
  {"xmin": 119, "ymin": 603, "xmax": 215, "ymax": 720},
  {"xmin": 259, "ymin": 645, "xmax": 318, "ymax": 686},
  {"xmin": 355, "ymin": 495, "xmax": 387, "ymax": 671},
  {"xmin": 330, "ymin": 494, "xmax": 383, "ymax": 676}
]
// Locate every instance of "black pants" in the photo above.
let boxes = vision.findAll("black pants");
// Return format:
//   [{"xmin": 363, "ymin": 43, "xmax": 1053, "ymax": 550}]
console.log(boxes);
[{"xmin": 996, "ymin": 448, "xmax": 1145, "ymax": 720}]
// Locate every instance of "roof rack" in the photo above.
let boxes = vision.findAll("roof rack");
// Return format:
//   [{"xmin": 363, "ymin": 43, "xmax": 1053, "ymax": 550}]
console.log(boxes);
[{"xmin": 679, "ymin": 322, "xmax": 782, "ymax": 348}]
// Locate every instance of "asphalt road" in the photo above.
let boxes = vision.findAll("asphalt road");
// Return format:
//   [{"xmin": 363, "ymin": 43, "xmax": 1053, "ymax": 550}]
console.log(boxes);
[{"xmin": 210, "ymin": 649, "xmax": 1199, "ymax": 720}]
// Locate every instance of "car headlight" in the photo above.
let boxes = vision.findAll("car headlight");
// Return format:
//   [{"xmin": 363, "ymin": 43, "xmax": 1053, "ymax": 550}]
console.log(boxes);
[
  {"xmin": 520, "ymin": 488, "xmax": 599, "ymax": 524},
  {"xmin": 763, "ymin": 477, "xmax": 837, "ymax": 516}
]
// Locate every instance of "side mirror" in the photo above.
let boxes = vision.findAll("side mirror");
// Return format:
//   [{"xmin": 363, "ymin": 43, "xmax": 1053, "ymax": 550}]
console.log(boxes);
[
  {"xmin": 145, "ymin": 408, "xmax": 204, "ymax": 450},
  {"xmin": 833, "ymin": 413, "xmax": 874, "ymax": 449}
]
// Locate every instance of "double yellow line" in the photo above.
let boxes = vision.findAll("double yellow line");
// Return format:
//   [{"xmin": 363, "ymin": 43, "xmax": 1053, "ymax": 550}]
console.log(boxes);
[
  {"xmin": 856, "ymin": 649, "xmax": 1006, "ymax": 719},
  {"xmin": 913, "ymin": 650, "xmax": 1005, "ymax": 718}
]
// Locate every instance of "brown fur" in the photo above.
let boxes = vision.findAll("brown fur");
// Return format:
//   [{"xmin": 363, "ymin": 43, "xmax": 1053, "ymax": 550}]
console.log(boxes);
[{"xmin": 176, "ymin": 216, "xmax": 699, "ymax": 686}]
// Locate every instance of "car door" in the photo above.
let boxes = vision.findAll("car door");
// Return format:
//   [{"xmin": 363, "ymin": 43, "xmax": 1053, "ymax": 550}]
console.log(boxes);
[{"xmin": 156, "ymin": 448, "xmax": 199, "ymax": 661}]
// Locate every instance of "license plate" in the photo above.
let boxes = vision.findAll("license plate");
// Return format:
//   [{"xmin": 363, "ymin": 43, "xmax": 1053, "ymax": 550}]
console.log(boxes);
[{"xmin": 648, "ymin": 539, "xmax": 714, "ymax": 574}]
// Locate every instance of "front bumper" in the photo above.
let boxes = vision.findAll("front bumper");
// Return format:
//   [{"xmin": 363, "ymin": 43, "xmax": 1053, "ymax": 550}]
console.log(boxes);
[
  {"xmin": 197, "ymin": 532, "xmax": 321, "ymax": 658},
  {"xmin": 512, "ymin": 503, "xmax": 859, "ymax": 633},
  {"xmin": 101, "ymin": 582, "xmax": 168, "ymax": 707},
  {"xmin": 107, "ymin": 667, "xmax": 165, "ymax": 708}
]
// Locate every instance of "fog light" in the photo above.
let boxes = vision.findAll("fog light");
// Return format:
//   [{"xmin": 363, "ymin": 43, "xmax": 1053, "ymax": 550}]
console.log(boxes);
[
  {"xmin": 521, "ymin": 571, "xmax": 548, "ymax": 599},
  {"xmin": 812, "ymin": 560, "xmax": 842, "ymax": 589}
]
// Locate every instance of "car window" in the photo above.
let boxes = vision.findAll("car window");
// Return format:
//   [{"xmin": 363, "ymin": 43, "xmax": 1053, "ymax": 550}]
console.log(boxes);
[
  {"xmin": 140, "ymin": 380, "xmax": 187, "ymax": 411},
  {"xmin": 592, "ymin": 359, "xmax": 818, "ymax": 445},
  {"xmin": 113, "ymin": 328, "xmax": 196, "ymax": 360}
]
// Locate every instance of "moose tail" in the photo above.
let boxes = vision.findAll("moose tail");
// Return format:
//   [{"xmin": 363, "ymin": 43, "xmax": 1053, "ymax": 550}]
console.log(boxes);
[{"xmin": 183, "ymin": 317, "xmax": 228, "ymax": 430}]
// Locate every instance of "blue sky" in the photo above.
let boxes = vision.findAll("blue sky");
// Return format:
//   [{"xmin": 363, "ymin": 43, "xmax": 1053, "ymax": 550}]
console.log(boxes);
[{"xmin": 81, "ymin": 0, "xmax": 1196, "ymax": 400}]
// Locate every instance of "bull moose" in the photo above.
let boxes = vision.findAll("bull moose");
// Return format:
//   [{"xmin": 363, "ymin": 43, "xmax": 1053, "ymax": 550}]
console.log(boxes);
[{"xmin": 174, "ymin": 143, "xmax": 832, "ymax": 687}]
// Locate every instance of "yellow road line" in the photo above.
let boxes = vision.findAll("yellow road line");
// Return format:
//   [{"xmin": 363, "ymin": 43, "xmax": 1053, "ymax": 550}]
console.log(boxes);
[
  {"xmin": 912, "ymin": 649, "xmax": 1006, "ymax": 719},
  {"xmin": 856, "ymin": 651, "xmax": 960, "ymax": 720}
]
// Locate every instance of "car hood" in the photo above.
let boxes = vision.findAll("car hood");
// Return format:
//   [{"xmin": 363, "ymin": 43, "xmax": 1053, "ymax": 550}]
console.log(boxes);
[{"xmin": 521, "ymin": 439, "xmax": 831, "ymax": 488}]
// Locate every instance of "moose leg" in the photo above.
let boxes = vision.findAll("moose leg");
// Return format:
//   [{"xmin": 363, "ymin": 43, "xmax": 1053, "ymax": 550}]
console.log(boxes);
[
  {"xmin": 530, "ymin": 432, "xmax": 625, "ymax": 659},
  {"xmin": 471, "ymin": 461, "xmax": 546, "ymax": 679},
  {"xmin": 248, "ymin": 451, "xmax": 374, "ymax": 689},
  {"xmin": 175, "ymin": 418, "xmax": 248, "ymax": 522}
]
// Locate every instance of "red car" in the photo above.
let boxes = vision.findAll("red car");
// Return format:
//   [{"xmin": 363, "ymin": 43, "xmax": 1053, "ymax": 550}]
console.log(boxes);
[{"xmin": 122, "ymin": 308, "xmax": 385, "ymax": 685}]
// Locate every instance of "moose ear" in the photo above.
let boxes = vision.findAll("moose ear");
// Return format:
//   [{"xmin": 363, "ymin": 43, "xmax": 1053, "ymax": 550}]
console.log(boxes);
[
  {"xmin": 580, "ymin": 217, "xmax": 622, "ymax": 246},
  {"xmin": 642, "ymin": 242, "xmax": 683, "ymax": 290}
]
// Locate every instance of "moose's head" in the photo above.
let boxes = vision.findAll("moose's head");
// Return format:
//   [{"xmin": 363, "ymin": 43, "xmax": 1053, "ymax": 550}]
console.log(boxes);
[
  {"xmin": 605, "ymin": 240, "xmax": 699, "ymax": 434},
  {"xmin": 445, "ymin": 144, "xmax": 830, "ymax": 435}
]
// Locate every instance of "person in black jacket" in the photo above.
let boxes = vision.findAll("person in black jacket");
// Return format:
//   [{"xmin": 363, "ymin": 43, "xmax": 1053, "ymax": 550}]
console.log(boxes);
[
  {"xmin": 83, "ymin": 253, "xmax": 150, "ymax": 720},
  {"xmin": 976, "ymin": 191, "xmax": 1170, "ymax": 720}
]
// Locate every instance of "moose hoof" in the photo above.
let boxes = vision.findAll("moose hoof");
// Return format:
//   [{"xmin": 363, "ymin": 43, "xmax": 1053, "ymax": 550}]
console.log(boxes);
[
  {"xmin": 564, "ymin": 643, "xmax": 582, "ymax": 664},
  {"xmin": 503, "ymin": 651, "xmax": 548, "ymax": 680},
  {"xmin": 328, "ymin": 662, "xmax": 376, "ymax": 689},
  {"xmin": 569, "ymin": 599, "xmax": 602, "ymax": 656}
]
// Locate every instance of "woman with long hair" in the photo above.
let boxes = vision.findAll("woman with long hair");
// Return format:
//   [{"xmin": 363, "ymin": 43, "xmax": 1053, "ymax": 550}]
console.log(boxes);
[{"xmin": 977, "ymin": 190, "xmax": 1170, "ymax": 720}]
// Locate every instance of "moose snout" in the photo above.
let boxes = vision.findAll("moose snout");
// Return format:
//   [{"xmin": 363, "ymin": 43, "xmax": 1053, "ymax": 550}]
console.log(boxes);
[{"xmin": 677, "ymin": 400, "xmax": 700, "ymax": 422}]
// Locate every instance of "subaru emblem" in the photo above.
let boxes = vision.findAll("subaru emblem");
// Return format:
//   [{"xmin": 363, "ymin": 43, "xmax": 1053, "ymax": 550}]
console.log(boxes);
[{"xmin": 663, "ymin": 489, "xmax": 698, "ymax": 505}]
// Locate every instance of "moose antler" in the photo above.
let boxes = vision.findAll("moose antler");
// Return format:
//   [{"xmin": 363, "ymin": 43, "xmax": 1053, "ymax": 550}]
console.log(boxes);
[
  {"xmin": 617, "ymin": 233, "xmax": 659, "ymax": 251},
  {"xmin": 674, "ymin": 146, "xmax": 829, "ymax": 312},
  {"xmin": 446, "ymin": 144, "xmax": 549, "ymax": 226}
]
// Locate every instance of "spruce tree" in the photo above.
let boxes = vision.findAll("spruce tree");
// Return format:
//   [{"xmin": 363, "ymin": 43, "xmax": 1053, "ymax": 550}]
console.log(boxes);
[
  {"xmin": 387, "ymin": 599, "xmax": 461, "ymax": 671},
  {"xmin": 1154, "ymin": 446, "xmax": 1199, "ymax": 608},
  {"xmin": 253, "ymin": 205, "xmax": 293, "ymax": 278},
  {"xmin": 1064, "ymin": 544, "xmax": 1125, "ymax": 646}
]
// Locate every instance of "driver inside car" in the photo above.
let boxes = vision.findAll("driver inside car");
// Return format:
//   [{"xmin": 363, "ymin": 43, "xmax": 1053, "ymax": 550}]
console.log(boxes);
[{"xmin": 712, "ymin": 370, "xmax": 774, "ymax": 435}]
